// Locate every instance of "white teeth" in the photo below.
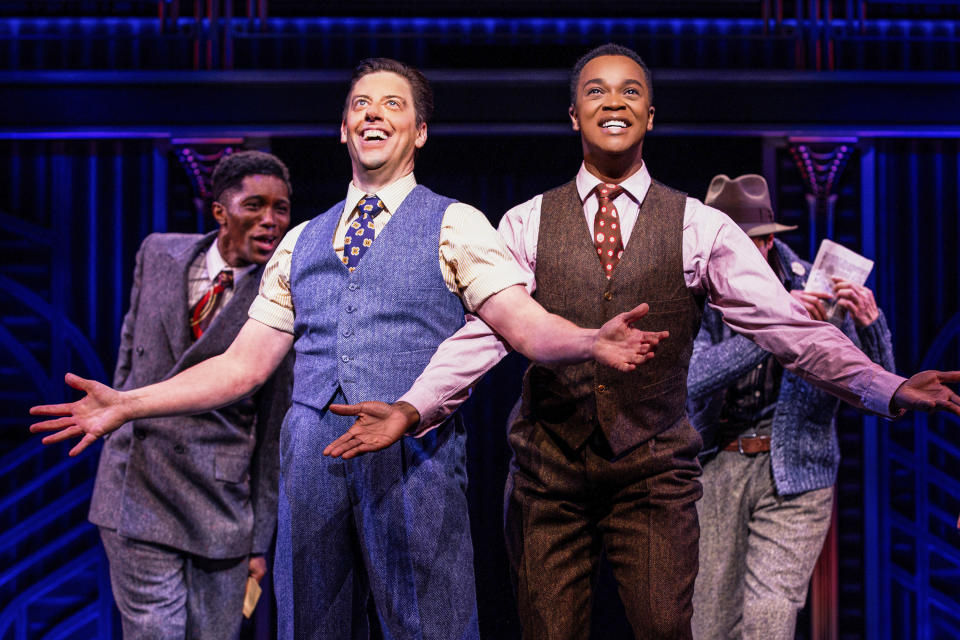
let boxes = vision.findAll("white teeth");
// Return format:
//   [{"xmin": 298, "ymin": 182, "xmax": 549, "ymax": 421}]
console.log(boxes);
[
  {"xmin": 363, "ymin": 130, "xmax": 387, "ymax": 140},
  {"xmin": 602, "ymin": 120, "xmax": 628, "ymax": 128}
]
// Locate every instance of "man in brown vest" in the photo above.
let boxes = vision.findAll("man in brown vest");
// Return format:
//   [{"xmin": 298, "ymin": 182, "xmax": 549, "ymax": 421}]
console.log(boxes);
[{"xmin": 322, "ymin": 44, "xmax": 960, "ymax": 639}]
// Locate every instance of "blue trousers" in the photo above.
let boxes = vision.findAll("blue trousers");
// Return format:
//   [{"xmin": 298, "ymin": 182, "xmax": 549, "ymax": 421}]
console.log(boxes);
[{"xmin": 274, "ymin": 395, "xmax": 479, "ymax": 640}]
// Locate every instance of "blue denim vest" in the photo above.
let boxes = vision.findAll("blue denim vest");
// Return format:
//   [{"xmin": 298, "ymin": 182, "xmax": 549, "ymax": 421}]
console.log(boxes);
[{"xmin": 289, "ymin": 184, "xmax": 466, "ymax": 410}]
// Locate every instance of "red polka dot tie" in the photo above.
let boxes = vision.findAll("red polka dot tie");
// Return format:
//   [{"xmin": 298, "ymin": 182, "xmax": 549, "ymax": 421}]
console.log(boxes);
[
  {"xmin": 343, "ymin": 195, "xmax": 385, "ymax": 272},
  {"xmin": 594, "ymin": 183, "xmax": 625, "ymax": 279}
]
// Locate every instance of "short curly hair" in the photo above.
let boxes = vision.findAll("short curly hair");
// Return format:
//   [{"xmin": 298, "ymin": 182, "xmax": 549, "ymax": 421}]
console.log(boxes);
[
  {"xmin": 211, "ymin": 150, "xmax": 292, "ymax": 202},
  {"xmin": 344, "ymin": 58, "xmax": 434, "ymax": 127},
  {"xmin": 569, "ymin": 43, "xmax": 653, "ymax": 106}
]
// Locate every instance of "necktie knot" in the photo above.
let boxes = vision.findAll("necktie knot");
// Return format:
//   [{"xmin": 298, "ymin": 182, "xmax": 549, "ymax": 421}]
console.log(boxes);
[
  {"xmin": 358, "ymin": 195, "xmax": 385, "ymax": 218},
  {"xmin": 596, "ymin": 183, "xmax": 624, "ymax": 203},
  {"xmin": 215, "ymin": 269, "xmax": 234, "ymax": 291}
]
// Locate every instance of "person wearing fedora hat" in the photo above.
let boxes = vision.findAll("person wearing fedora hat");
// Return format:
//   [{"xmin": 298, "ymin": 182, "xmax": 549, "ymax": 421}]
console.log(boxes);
[
  {"xmin": 688, "ymin": 173, "xmax": 896, "ymax": 640},
  {"xmin": 317, "ymin": 45, "xmax": 960, "ymax": 640}
]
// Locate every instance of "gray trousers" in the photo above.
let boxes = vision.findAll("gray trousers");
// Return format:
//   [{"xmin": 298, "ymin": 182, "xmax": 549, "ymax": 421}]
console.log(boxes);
[
  {"xmin": 691, "ymin": 451, "xmax": 833, "ymax": 640},
  {"xmin": 100, "ymin": 527, "xmax": 249, "ymax": 640}
]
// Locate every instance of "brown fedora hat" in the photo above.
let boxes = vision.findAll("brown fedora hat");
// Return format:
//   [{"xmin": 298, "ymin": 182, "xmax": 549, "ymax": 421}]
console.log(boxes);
[{"xmin": 704, "ymin": 174, "xmax": 797, "ymax": 237}]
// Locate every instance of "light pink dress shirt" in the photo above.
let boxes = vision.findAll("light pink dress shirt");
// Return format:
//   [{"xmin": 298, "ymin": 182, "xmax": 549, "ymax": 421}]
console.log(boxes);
[{"xmin": 399, "ymin": 163, "xmax": 906, "ymax": 434}]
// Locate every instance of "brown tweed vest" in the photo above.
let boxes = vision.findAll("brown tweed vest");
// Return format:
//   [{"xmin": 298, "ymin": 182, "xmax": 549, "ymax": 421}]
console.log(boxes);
[{"xmin": 521, "ymin": 178, "xmax": 703, "ymax": 456}]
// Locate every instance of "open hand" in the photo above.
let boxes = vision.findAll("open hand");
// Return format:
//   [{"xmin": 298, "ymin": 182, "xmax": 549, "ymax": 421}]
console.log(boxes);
[
  {"xmin": 323, "ymin": 400, "xmax": 421, "ymax": 459},
  {"xmin": 29, "ymin": 373, "xmax": 129, "ymax": 456},
  {"xmin": 892, "ymin": 370, "xmax": 960, "ymax": 417},
  {"xmin": 832, "ymin": 277, "xmax": 879, "ymax": 327},
  {"xmin": 789, "ymin": 289, "xmax": 832, "ymax": 322},
  {"xmin": 593, "ymin": 303, "xmax": 669, "ymax": 372}
]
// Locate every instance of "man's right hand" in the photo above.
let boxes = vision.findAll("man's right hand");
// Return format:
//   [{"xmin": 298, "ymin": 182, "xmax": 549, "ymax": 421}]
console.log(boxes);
[
  {"xmin": 789, "ymin": 289, "xmax": 832, "ymax": 322},
  {"xmin": 592, "ymin": 303, "xmax": 669, "ymax": 371},
  {"xmin": 29, "ymin": 373, "xmax": 129, "ymax": 456}
]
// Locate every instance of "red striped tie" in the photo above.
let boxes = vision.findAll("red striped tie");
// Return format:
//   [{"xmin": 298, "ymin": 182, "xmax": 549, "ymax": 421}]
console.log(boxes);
[{"xmin": 190, "ymin": 269, "xmax": 234, "ymax": 340}]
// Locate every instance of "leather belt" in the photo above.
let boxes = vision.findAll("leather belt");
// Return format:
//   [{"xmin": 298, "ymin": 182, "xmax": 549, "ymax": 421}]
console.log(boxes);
[{"xmin": 722, "ymin": 434, "xmax": 771, "ymax": 455}]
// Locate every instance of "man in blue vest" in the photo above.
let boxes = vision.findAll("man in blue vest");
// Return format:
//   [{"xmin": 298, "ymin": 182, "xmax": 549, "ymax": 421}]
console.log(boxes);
[{"xmin": 31, "ymin": 58, "xmax": 666, "ymax": 640}]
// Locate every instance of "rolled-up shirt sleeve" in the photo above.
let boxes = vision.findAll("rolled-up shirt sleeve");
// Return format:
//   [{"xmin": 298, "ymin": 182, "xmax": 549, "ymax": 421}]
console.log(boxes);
[
  {"xmin": 439, "ymin": 202, "xmax": 531, "ymax": 310},
  {"xmin": 248, "ymin": 221, "xmax": 306, "ymax": 335},
  {"xmin": 686, "ymin": 199, "xmax": 905, "ymax": 417}
]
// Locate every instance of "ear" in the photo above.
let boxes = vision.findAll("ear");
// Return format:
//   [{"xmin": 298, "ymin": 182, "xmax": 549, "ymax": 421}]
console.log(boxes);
[
  {"xmin": 568, "ymin": 104, "xmax": 580, "ymax": 132},
  {"xmin": 647, "ymin": 106, "xmax": 655, "ymax": 132},
  {"xmin": 415, "ymin": 122, "xmax": 428, "ymax": 149},
  {"xmin": 211, "ymin": 200, "xmax": 227, "ymax": 226},
  {"xmin": 340, "ymin": 119, "xmax": 348, "ymax": 144}
]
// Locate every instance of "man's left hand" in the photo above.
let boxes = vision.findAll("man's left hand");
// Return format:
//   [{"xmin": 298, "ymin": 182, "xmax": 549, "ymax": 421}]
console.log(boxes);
[
  {"xmin": 248, "ymin": 555, "xmax": 267, "ymax": 583},
  {"xmin": 892, "ymin": 370, "xmax": 960, "ymax": 416},
  {"xmin": 832, "ymin": 277, "xmax": 879, "ymax": 327},
  {"xmin": 593, "ymin": 303, "xmax": 669, "ymax": 372}
]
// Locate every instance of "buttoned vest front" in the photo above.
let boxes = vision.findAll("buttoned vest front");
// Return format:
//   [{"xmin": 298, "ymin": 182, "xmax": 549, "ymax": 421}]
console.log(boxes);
[
  {"xmin": 523, "ymin": 179, "xmax": 703, "ymax": 456},
  {"xmin": 289, "ymin": 185, "xmax": 466, "ymax": 410}
]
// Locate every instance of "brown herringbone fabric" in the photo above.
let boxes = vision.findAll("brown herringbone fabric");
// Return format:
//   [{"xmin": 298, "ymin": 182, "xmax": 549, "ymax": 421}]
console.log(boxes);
[
  {"xmin": 505, "ymin": 414, "xmax": 703, "ymax": 640},
  {"xmin": 522, "ymin": 179, "xmax": 703, "ymax": 456}
]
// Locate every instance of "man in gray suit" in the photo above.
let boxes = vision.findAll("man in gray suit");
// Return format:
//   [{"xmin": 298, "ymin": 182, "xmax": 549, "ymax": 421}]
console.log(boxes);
[{"xmin": 87, "ymin": 150, "xmax": 294, "ymax": 640}]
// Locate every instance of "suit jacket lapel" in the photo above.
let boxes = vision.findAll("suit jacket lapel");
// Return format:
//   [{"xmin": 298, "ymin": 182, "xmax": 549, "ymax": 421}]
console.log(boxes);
[
  {"xmin": 158, "ymin": 232, "xmax": 215, "ymax": 368},
  {"xmin": 169, "ymin": 261, "xmax": 264, "ymax": 377}
]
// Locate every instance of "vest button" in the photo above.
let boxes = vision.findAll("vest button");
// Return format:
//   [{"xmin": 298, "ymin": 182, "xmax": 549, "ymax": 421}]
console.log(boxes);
[
  {"xmin": 174, "ymin": 444, "xmax": 186, "ymax": 454},
  {"xmin": 342, "ymin": 329, "xmax": 352, "ymax": 337},
  {"xmin": 597, "ymin": 384, "xmax": 606, "ymax": 393},
  {"xmin": 136, "ymin": 346, "xmax": 144, "ymax": 356},
  {"xmin": 348, "ymin": 283, "xmax": 359, "ymax": 291},
  {"xmin": 603, "ymin": 291, "xmax": 613, "ymax": 301},
  {"xmin": 341, "ymin": 355, "xmax": 350, "ymax": 362},
  {"xmin": 346, "ymin": 305, "xmax": 356, "ymax": 313}
]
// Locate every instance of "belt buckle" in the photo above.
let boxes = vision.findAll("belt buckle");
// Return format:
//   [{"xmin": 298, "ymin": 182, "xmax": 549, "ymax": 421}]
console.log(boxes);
[{"xmin": 737, "ymin": 432, "xmax": 758, "ymax": 455}]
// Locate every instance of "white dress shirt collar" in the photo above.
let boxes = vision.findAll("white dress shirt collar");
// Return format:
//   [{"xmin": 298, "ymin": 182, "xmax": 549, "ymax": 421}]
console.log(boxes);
[
  {"xmin": 343, "ymin": 172, "xmax": 418, "ymax": 219},
  {"xmin": 575, "ymin": 161, "xmax": 651, "ymax": 205},
  {"xmin": 206, "ymin": 237, "xmax": 257, "ymax": 285}
]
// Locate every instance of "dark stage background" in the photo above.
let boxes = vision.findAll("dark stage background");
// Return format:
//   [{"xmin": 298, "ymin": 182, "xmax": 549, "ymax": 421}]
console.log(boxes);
[{"xmin": 2, "ymin": 2, "xmax": 960, "ymax": 639}]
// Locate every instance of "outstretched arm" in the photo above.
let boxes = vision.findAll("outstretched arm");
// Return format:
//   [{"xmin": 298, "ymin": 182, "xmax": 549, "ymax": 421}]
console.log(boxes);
[
  {"xmin": 30, "ymin": 319, "xmax": 293, "ymax": 456},
  {"xmin": 694, "ymin": 202, "xmax": 960, "ymax": 418},
  {"xmin": 475, "ymin": 284, "xmax": 666, "ymax": 370}
]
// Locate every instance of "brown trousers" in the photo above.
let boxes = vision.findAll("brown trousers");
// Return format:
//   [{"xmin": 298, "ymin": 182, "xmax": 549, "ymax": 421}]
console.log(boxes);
[{"xmin": 505, "ymin": 416, "xmax": 703, "ymax": 640}]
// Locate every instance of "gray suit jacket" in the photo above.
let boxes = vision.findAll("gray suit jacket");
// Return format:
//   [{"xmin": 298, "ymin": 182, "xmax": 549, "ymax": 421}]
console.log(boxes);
[{"xmin": 89, "ymin": 231, "xmax": 293, "ymax": 559}]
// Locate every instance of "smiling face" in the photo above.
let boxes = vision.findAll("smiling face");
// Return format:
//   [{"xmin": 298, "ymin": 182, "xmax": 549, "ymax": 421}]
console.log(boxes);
[
  {"xmin": 569, "ymin": 54, "xmax": 655, "ymax": 180},
  {"xmin": 213, "ymin": 174, "xmax": 291, "ymax": 267},
  {"xmin": 340, "ymin": 71, "xmax": 427, "ymax": 193}
]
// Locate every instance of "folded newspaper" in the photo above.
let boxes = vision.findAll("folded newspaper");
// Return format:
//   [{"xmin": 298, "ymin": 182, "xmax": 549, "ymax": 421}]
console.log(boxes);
[{"xmin": 803, "ymin": 239, "xmax": 874, "ymax": 326}]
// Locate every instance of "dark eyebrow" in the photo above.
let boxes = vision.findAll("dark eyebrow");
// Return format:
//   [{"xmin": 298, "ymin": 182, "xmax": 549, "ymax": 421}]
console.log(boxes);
[
  {"xmin": 352, "ymin": 94, "xmax": 372, "ymax": 102},
  {"xmin": 383, "ymin": 95, "xmax": 406, "ymax": 102},
  {"xmin": 582, "ymin": 78, "xmax": 645, "ymax": 91}
]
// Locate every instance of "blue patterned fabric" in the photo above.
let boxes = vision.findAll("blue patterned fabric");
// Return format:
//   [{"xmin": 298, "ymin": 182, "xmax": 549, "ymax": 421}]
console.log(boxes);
[
  {"xmin": 276, "ymin": 184, "xmax": 478, "ymax": 640},
  {"xmin": 687, "ymin": 239, "xmax": 896, "ymax": 495},
  {"xmin": 343, "ymin": 194, "xmax": 384, "ymax": 271}
]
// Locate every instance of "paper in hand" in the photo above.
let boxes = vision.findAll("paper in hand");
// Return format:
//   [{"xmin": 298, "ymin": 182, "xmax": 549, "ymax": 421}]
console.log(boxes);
[
  {"xmin": 805, "ymin": 239, "xmax": 874, "ymax": 325},
  {"xmin": 243, "ymin": 576, "xmax": 262, "ymax": 619}
]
